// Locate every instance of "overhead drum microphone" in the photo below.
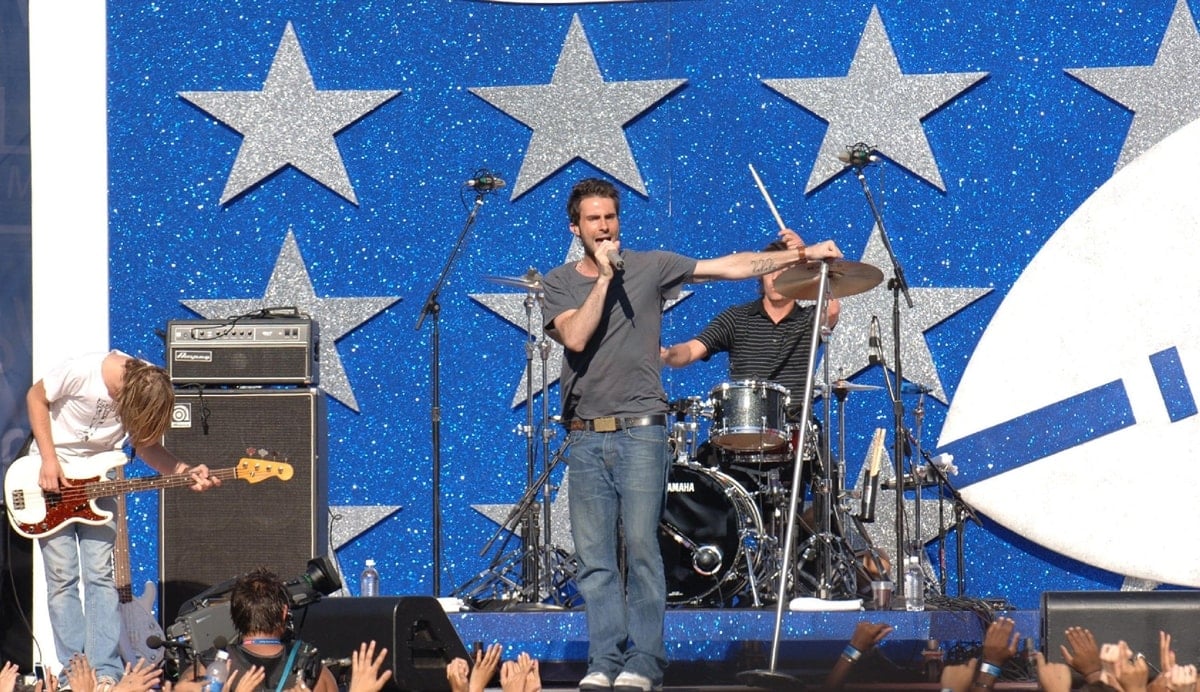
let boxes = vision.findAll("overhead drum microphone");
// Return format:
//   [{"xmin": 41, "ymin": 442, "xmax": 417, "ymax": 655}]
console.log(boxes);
[
  {"xmin": 465, "ymin": 171, "xmax": 506, "ymax": 192},
  {"xmin": 836, "ymin": 142, "xmax": 879, "ymax": 166}
]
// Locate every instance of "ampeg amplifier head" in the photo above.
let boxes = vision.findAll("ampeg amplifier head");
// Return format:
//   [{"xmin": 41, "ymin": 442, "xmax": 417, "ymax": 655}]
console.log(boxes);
[{"xmin": 167, "ymin": 318, "xmax": 319, "ymax": 385}]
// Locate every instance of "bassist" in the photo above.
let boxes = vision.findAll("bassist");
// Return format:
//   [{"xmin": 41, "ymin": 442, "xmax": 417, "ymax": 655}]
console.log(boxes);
[{"xmin": 26, "ymin": 351, "xmax": 220, "ymax": 688}]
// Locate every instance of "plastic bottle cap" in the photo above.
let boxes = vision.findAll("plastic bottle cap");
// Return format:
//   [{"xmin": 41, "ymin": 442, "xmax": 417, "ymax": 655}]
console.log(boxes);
[
  {"xmin": 366, "ymin": 559, "xmax": 376, "ymax": 566},
  {"xmin": 215, "ymin": 650, "xmax": 230, "ymax": 660}
]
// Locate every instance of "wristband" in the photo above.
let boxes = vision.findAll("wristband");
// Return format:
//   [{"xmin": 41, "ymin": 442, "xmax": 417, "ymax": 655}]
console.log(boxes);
[
  {"xmin": 979, "ymin": 661, "xmax": 1002, "ymax": 678},
  {"xmin": 841, "ymin": 644, "xmax": 862, "ymax": 662},
  {"xmin": 940, "ymin": 688, "xmax": 955, "ymax": 692}
]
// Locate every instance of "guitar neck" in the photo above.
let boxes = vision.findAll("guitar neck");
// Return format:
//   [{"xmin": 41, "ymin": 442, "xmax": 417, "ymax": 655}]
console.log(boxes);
[{"xmin": 84, "ymin": 466, "xmax": 240, "ymax": 500}]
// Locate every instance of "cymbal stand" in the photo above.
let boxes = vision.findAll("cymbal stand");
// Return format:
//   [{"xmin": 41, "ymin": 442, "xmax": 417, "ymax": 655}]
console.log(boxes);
[
  {"xmin": 537, "ymin": 303, "xmax": 559, "ymax": 599},
  {"xmin": 846, "ymin": 144, "xmax": 916, "ymax": 601},
  {"xmin": 740, "ymin": 262, "xmax": 829, "ymax": 689},
  {"xmin": 415, "ymin": 184, "xmax": 497, "ymax": 595},
  {"xmin": 518, "ymin": 284, "xmax": 541, "ymax": 593},
  {"xmin": 456, "ymin": 437, "xmax": 579, "ymax": 607}
]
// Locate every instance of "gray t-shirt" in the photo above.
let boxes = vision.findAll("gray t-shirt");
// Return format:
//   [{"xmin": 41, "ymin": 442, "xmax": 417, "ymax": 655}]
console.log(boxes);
[{"xmin": 543, "ymin": 249, "xmax": 696, "ymax": 421}]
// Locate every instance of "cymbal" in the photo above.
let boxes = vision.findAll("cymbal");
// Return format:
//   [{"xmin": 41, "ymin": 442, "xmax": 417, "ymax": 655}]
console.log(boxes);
[
  {"xmin": 774, "ymin": 260, "xmax": 884, "ymax": 300},
  {"xmin": 484, "ymin": 268, "xmax": 544, "ymax": 291},
  {"xmin": 832, "ymin": 379, "xmax": 883, "ymax": 392}
]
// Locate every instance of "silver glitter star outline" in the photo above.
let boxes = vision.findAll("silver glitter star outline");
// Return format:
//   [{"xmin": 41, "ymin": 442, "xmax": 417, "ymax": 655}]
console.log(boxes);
[
  {"xmin": 470, "ymin": 14, "xmax": 687, "ymax": 200},
  {"xmin": 179, "ymin": 22, "xmax": 400, "ymax": 205},
  {"xmin": 1066, "ymin": 0, "xmax": 1200, "ymax": 171},
  {"xmin": 763, "ymin": 5, "xmax": 987, "ymax": 193},
  {"xmin": 470, "ymin": 238, "xmax": 691, "ymax": 408},
  {"xmin": 182, "ymin": 230, "xmax": 402, "ymax": 412},
  {"xmin": 821, "ymin": 226, "xmax": 991, "ymax": 404}
]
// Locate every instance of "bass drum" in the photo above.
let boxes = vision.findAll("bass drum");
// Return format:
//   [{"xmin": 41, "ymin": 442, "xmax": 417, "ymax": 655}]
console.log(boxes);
[{"xmin": 659, "ymin": 464, "xmax": 765, "ymax": 606}]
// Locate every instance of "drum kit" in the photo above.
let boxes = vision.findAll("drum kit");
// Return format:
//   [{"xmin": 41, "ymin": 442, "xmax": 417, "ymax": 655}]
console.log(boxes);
[{"xmin": 455, "ymin": 256, "xmax": 907, "ymax": 610}]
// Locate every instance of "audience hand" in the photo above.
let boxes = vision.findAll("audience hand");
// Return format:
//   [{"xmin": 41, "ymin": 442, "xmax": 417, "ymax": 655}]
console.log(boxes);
[
  {"xmin": 1034, "ymin": 651, "xmax": 1073, "ymax": 692},
  {"xmin": 112, "ymin": 658, "xmax": 161, "ymax": 692},
  {"xmin": 66, "ymin": 654, "xmax": 96, "ymax": 692},
  {"xmin": 1162, "ymin": 631, "xmax": 1178, "ymax": 675},
  {"xmin": 1062, "ymin": 626, "xmax": 1103, "ymax": 682},
  {"xmin": 1165, "ymin": 663, "xmax": 1198, "ymax": 692},
  {"xmin": 349, "ymin": 640, "xmax": 393, "ymax": 692},
  {"xmin": 228, "ymin": 666, "xmax": 265, "ymax": 692},
  {"xmin": 469, "ymin": 644, "xmax": 503, "ymax": 692},
  {"xmin": 445, "ymin": 658, "xmax": 469, "ymax": 692},
  {"xmin": 981, "ymin": 616, "xmax": 1020, "ymax": 667},
  {"xmin": 848, "ymin": 621, "xmax": 893, "ymax": 653},
  {"xmin": 938, "ymin": 657, "xmax": 978, "ymax": 692},
  {"xmin": 1112, "ymin": 643, "xmax": 1150, "ymax": 692},
  {"xmin": 0, "ymin": 661, "xmax": 19, "ymax": 692}
]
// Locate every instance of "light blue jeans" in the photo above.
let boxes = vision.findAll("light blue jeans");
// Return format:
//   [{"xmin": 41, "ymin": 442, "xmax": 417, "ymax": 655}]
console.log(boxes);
[
  {"xmin": 567, "ymin": 425, "xmax": 670, "ymax": 685},
  {"xmin": 39, "ymin": 497, "xmax": 123, "ymax": 682}
]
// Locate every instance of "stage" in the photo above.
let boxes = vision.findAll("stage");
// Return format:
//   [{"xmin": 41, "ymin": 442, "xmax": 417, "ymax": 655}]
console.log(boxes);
[{"xmin": 445, "ymin": 604, "xmax": 1040, "ymax": 688}]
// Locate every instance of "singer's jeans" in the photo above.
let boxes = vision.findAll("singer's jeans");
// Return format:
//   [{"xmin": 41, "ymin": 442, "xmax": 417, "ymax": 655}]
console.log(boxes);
[
  {"xmin": 566, "ymin": 425, "xmax": 670, "ymax": 685},
  {"xmin": 40, "ymin": 496, "xmax": 124, "ymax": 683}
]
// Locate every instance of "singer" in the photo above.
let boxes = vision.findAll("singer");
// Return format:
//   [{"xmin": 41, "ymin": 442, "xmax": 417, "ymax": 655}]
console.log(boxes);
[{"xmin": 541, "ymin": 178, "xmax": 842, "ymax": 692}]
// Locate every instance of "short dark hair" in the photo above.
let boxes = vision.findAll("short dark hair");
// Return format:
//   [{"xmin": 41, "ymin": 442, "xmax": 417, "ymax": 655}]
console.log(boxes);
[
  {"xmin": 230, "ymin": 568, "xmax": 289, "ymax": 636},
  {"xmin": 567, "ymin": 178, "xmax": 620, "ymax": 225}
]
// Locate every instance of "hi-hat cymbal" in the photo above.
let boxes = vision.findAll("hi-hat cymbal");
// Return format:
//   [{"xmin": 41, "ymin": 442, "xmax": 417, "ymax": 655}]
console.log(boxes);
[
  {"xmin": 774, "ymin": 260, "xmax": 884, "ymax": 300},
  {"xmin": 814, "ymin": 380, "xmax": 883, "ymax": 395},
  {"xmin": 484, "ymin": 268, "xmax": 544, "ymax": 291}
]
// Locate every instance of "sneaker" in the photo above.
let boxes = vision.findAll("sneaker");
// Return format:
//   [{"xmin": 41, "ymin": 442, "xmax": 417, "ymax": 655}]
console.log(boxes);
[
  {"xmin": 579, "ymin": 670, "xmax": 613, "ymax": 690},
  {"xmin": 613, "ymin": 671, "xmax": 655, "ymax": 692}
]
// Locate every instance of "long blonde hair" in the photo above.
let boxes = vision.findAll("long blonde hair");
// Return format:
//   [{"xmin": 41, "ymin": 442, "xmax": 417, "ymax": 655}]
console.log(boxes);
[{"xmin": 116, "ymin": 359, "xmax": 174, "ymax": 447}]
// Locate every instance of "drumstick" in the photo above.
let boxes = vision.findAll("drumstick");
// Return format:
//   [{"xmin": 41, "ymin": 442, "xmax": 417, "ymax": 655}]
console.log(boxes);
[{"xmin": 747, "ymin": 163, "xmax": 787, "ymax": 232}]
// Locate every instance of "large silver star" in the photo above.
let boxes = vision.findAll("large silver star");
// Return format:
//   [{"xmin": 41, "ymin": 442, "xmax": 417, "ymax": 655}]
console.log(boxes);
[
  {"xmin": 470, "ymin": 14, "xmax": 686, "ymax": 199},
  {"xmin": 1066, "ymin": 0, "xmax": 1200, "ymax": 170},
  {"xmin": 182, "ymin": 231, "xmax": 402, "ymax": 411},
  {"xmin": 822, "ymin": 227, "xmax": 991, "ymax": 404},
  {"xmin": 471, "ymin": 238, "xmax": 691, "ymax": 408},
  {"xmin": 763, "ymin": 6, "xmax": 987, "ymax": 193},
  {"xmin": 179, "ymin": 22, "xmax": 400, "ymax": 205}
]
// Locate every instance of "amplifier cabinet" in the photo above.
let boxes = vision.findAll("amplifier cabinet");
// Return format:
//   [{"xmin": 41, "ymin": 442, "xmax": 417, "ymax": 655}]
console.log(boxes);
[{"xmin": 167, "ymin": 318, "xmax": 318, "ymax": 385}]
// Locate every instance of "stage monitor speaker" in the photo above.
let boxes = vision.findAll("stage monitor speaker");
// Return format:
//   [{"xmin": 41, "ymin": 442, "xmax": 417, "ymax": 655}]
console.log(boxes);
[
  {"xmin": 161, "ymin": 388, "xmax": 328, "ymax": 626},
  {"xmin": 1042, "ymin": 590, "xmax": 1200, "ymax": 663},
  {"xmin": 294, "ymin": 596, "xmax": 469, "ymax": 692}
]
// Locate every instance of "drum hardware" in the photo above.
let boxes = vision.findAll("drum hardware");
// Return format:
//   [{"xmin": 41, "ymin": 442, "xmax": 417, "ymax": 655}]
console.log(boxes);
[
  {"xmin": 453, "ymin": 268, "xmax": 572, "ymax": 608},
  {"xmin": 668, "ymin": 396, "xmax": 708, "ymax": 463},
  {"xmin": 709, "ymin": 380, "xmax": 791, "ymax": 451}
]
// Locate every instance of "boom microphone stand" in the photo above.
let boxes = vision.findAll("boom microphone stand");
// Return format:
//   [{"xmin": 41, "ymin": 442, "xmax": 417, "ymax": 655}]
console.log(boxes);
[
  {"xmin": 415, "ymin": 172, "xmax": 504, "ymax": 595},
  {"xmin": 844, "ymin": 143, "xmax": 915, "ymax": 601}
]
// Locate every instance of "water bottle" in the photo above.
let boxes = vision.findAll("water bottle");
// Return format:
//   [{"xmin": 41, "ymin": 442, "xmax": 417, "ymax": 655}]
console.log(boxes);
[
  {"xmin": 204, "ymin": 650, "xmax": 230, "ymax": 692},
  {"xmin": 360, "ymin": 558, "xmax": 380, "ymax": 597},
  {"xmin": 904, "ymin": 555, "xmax": 925, "ymax": 612}
]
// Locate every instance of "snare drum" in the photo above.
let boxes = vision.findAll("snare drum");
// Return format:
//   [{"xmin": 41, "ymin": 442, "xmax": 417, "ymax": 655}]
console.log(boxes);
[{"xmin": 709, "ymin": 380, "xmax": 790, "ymax": 452}]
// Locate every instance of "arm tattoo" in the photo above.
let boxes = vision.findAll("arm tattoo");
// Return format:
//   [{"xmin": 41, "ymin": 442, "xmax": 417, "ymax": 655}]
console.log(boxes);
[{"xmin": 751, "ymin": 257, "xmax": 778, "ymax": 275}]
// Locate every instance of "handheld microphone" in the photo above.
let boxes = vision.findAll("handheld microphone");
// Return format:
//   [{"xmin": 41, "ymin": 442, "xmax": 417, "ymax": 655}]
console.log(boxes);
[
  {"xmin": 836, "ymin": 143, "xmax": 878, "ymax": 166},
  {"xmin": 606, "ymin": 249, "xmax": 624, "ymax": 271},
  {"xmin": 465, "ymin": 173, "xmax": 506, "ymax": 191}
]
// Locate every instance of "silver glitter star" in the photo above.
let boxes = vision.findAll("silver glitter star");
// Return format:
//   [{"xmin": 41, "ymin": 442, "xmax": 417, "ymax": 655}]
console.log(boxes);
[
  {"xmin": 179, "ymin": 22, "xmax": 400, "ymax": 205},
  {"xmin": 1066, "ymin": 0, "xmax": 1200, "ymax": 170},
  {"xmin": 823, "ymin": 227, "xmax": 991, "ymax": 404},
  {"xmin": 330, "ymin": 505, "xmax": 404, "ymax": 550},
  {"xmin": 763, "ymin": 6, "xmax": 987, "ymax": 193},
  {"xmin": 470, "ymin": 14, "xmax": 686, "ymax": 199},
  {"xmin": 471, "ymin": 238, "xmax": 691, "ymax": 408},
  {"xmin": 473, "ymin": 470, "xmax": 575, "ymax": 554},
  {"xmin": 182, "ymin": 230, "xmax": 402, "ymax": 411}
]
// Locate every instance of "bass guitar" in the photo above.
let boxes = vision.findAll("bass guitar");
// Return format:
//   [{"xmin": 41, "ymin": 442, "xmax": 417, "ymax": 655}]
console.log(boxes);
[{"xmin": 4, "ymin": 451, "xmax": 293, "ymax": 539}]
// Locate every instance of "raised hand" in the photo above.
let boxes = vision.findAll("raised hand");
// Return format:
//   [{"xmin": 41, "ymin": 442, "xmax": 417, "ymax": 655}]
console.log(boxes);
[
  {"xmin": 349, "ymin": 640, "xmax": 393, "ymax": 692},
  {"xmin": 445, "ymin": 658, "xmax": 469, "ymax": 692},
  {"xmin": 938, "ymin": 658, "xmax": 978, "ymax": 692},
  {"xmin": 469, "ymin": 644, "xmax": 503, "ymax": 692},
  {"xmin": 112, "ymin": 658, "xmax": 162, "ymax": 692},
  {"xmin": 1062, "ymin": 626, "xmax": 1103, "ymax": 681},
  {"xmin": 0, "ymin": 661, "xmax": 20, "ymax": 692},
  {"xmin": 1034, "ymin": 651, "xmax": 1073, "ymax": 692}
]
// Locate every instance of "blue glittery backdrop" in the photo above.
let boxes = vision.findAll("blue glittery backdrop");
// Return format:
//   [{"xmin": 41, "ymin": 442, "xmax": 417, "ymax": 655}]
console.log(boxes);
[{"xmin": 105, "ymin": 0, "xmax": 1188, "ymax": 612}]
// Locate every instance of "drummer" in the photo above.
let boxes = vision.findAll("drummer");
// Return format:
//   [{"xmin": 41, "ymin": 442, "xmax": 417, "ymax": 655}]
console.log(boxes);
[{"xmin": 661, "ymin": 229, "xmax": 840, "ymax": 416}]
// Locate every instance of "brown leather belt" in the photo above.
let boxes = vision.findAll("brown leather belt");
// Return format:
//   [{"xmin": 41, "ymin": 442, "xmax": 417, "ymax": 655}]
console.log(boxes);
[{"xmin": 566, "ymin": 414, "xmax": 668, "ymax": 432}]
